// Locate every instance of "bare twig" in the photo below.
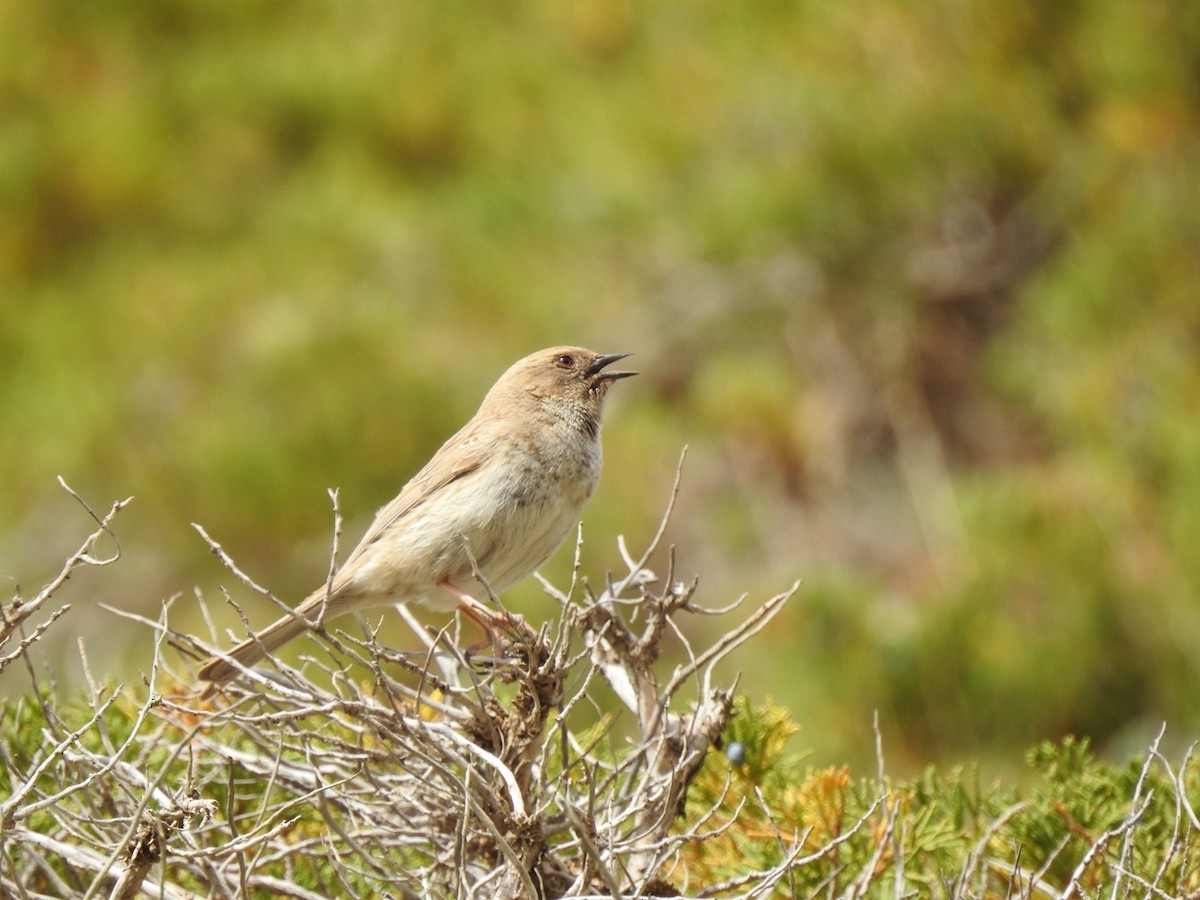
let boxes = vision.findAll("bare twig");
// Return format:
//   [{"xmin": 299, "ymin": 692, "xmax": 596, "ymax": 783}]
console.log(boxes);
[
  {"xmin": 0, "ymin": 481, "xmax": 131, "ymax": 674},
  {"xmin": 9, "ymin": 468, "xmax": 1198, "ymax": 898}
]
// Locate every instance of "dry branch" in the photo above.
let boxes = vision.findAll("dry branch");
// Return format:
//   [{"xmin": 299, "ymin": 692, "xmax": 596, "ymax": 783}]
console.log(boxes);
[{"xmin": 4, "ymin": 476, "xmax": 1197, "ymax": 898}]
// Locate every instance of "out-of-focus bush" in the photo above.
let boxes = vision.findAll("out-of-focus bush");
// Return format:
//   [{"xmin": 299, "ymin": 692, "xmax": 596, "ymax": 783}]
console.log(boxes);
[{"xmin": 2, "ymin": 0, "xmax": 1197, "ymax": 772}]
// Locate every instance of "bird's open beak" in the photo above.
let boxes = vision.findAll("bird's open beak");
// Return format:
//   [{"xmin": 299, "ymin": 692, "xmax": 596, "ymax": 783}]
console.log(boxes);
[{"xmin": 586, "ymin": 352, "xmax": 637, "ymax": 381}]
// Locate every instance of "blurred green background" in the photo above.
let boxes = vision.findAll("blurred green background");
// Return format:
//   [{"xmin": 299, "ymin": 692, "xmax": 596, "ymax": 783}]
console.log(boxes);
[{"xmin": 3, "ymin": 1, "xmax": 1199, "ymax": 775}]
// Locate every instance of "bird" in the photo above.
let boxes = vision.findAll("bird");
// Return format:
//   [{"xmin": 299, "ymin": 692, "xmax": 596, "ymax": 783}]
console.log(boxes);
[{"xmin": 196, "ymin": 346, "xmax": 635, "ymax": 695}]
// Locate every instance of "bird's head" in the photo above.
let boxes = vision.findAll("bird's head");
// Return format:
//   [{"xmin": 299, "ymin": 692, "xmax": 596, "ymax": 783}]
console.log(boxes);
[{"xmin": 489, "ymin": 346, "xmax": 636, "ymax": 430}]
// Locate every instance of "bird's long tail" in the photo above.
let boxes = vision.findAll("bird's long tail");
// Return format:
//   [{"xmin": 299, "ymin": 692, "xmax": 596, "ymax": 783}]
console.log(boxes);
[{"xmin": 196, "ymin": 608, "xmax": 314, "ymax": 697}]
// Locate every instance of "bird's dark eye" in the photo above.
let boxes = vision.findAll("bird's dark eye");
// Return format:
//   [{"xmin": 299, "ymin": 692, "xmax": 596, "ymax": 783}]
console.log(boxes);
[{"xmin": 555, "ymin": 354, "xmax": 575, "ymax": 369}]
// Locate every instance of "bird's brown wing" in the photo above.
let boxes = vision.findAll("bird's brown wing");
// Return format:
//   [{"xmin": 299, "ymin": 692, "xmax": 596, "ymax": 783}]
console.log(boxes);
[
  {"xmin": 198, "ymin": 430, "xmax": 491, "ymax": 691},
  {"xmin": 335, "ymin": 422, "xmax": 491, "ymax": 573}
]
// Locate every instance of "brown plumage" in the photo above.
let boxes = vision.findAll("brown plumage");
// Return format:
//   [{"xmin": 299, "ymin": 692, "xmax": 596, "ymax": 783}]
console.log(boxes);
[{"xmin": 196, "ymin": 346, "xmax": 634, "ymax": 695}]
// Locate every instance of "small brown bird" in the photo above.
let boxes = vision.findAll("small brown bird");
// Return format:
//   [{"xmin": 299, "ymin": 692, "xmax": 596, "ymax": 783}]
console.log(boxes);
[{"xmin": 196, "ymin": 346, "xmax": 635, "ymax": 694}]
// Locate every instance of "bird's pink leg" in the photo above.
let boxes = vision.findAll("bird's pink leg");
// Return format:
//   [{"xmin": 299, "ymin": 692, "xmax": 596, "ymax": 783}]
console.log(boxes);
[
  {"xmin": 437, "ymin": 580, "xmax": 536, "ymax": 647},
  {"xmin": 437, "ymin": 580, "xmax": 500, "ymax": 639}
]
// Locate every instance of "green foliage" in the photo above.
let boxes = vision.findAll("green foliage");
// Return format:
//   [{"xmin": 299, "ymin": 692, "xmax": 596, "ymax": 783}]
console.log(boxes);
[
  {"xmin": 680, "ymin": 702, "xmax": 1200, "ymax": 897},
  {"xmin": 1008, "ymin": 736, "xmax": 1200, "ymax": 893}
]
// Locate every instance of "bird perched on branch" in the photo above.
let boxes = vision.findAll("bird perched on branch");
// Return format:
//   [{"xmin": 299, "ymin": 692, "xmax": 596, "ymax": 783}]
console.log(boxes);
[{"xmin": 196, "ymin": 346, "xmax": 635, "ymax": 696}]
